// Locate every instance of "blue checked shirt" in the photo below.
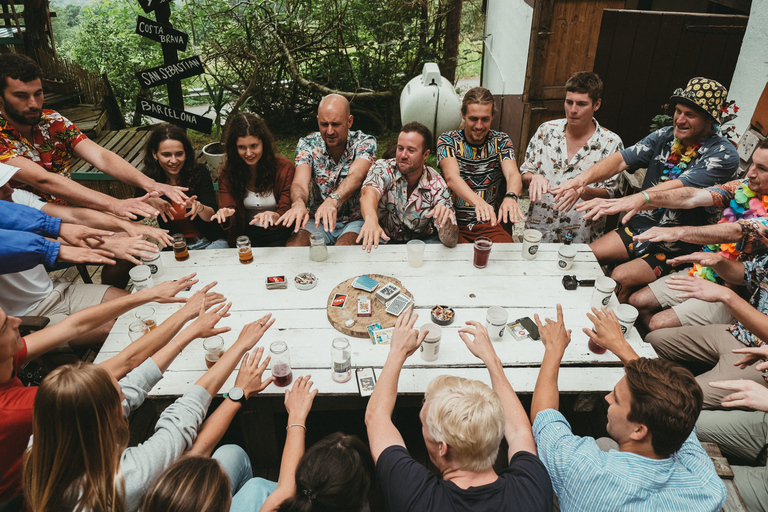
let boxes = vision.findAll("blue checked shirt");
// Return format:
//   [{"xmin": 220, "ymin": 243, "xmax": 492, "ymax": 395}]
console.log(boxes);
[{"xmin": 533, "ymin": 409, "xmax": 726, "ymax": 512}]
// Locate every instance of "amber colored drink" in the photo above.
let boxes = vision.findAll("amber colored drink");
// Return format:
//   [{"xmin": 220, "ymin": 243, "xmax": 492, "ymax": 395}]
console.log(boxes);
[
  {"xmin": 144, "ymin": 319, "xmax": 157, "ymax": 331},
  {"xmin": 239, "ymin": 247, "xmax": 253, "ymax": 264},
  {"xmin": 205, "ymin": 358, "xmax": 217, "ymax": 369},
  {"xmin": 588, "ymin": 339, "xmax": 607, "ymax": 354},
  {"xmin": 174, "ymin": 242, "xmax": 189, "ymax": 261},
  {"xmin": 272, "ymin": 363, "xmax": 293, "ymax": 387}
]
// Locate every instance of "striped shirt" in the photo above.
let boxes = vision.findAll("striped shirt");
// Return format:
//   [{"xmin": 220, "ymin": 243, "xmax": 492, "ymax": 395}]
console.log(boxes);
[{"xmin": 533, "ymin": 409, "xmax": 726, "ymax": 512}]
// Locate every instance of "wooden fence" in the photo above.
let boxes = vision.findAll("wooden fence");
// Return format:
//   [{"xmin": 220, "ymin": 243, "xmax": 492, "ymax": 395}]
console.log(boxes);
[{"xmin": 29, "ymin": 47, "xmax": 108, "ymax": 105}]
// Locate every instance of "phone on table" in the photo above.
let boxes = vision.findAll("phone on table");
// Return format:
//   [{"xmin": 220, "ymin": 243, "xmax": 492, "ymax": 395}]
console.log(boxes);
[{"xmin": 517, "ymin": 316, "xmax": 540, "ymax": 340}]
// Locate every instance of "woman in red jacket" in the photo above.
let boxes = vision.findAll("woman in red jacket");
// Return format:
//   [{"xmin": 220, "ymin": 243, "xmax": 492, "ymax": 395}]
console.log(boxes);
[{"xmin": 213, "ymin": 114, "xmax": 295, "ymax": 247}]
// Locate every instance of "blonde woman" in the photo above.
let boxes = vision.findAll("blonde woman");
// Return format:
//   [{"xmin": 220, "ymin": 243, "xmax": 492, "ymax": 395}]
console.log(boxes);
[{"xmin": 23, "ymin": 303, "xmax": 275, "ymax": 512}]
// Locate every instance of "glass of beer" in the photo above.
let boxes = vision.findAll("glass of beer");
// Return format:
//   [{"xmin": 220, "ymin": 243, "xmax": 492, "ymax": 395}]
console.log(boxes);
[
  {"xmin": 173, "ymin": 233, "xmax": 189, "ymax": 261},
  {"xmin": 269, "ymin": 340, "xmax": 293, "ymax": 387},
  {"xmin": 128, "ymin": 320, "xmax": 149, "ymax": 342},
  {"xmin": 236, "ymin": 236, "xmax": 253, "ymax": 264},
  {"xmin": 135, "ymin": 306, "xmax": 157, "ymax": 330},
  {"xmin": 203, "ymin": 336, "xmax": 225, "ymax": 368}
]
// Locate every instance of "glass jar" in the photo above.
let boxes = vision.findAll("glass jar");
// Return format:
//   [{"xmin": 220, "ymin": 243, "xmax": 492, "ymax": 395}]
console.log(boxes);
[
  {"xmin": 309, "ymin": 232, "xmax": 328, "ymax": 262},
  {"xmin": 236, "ymin": 235, "xmax": 253, "ymax": 264},
  {"xmin": 269, "ymin": 340, "xmax": 293, "ymax": 387},
  {"xmin": 331, "ymin": 337, "xmax": 351, "ymax": 383}
]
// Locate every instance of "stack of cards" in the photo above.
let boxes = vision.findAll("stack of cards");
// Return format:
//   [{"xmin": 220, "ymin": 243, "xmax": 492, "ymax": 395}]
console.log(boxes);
[
  {"xmin": 371, "ymin": 327, "xmax": 393, "ymax": 345},
  {"xmin": 352, "ymin": 275, "xmax": 379, "ymax": 292},
  {"xmin": 375, "ymin": 283, "xmax": 401, "ymax": 304},
  {"xmin": 385, "ymin": 294, "xmax": 412, "ymax": 316},
  {"xmin": 357, "ymin": 297, "xmax": 372, "ymax": 316},
  {"xmin": 367, "ymin": 323, "xmax": 383, "ymax": 343},
  {"xmin": 265, "ymin": 276, "xmax": 287, "ymax": 289}
]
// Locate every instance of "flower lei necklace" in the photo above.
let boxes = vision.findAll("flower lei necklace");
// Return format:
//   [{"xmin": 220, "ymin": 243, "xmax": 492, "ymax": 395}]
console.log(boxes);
[
  {"xmin": 689, "ymin": 181, "xmax": 768, "ymax": 282},
  {"xmin": 661, "ymin": 138, "xmax": 705, "ymax": 182}
]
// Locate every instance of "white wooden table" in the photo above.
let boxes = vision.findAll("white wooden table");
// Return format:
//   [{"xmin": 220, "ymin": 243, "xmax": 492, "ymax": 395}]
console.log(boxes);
[{"xmin": 95, "ymin": 243, "xmax": 656, "ymax": 397}]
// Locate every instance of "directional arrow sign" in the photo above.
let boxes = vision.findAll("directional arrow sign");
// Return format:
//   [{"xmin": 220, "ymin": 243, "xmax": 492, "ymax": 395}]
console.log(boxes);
[
  {"xmin": 137, "ymin": 0, "xmax": 173, "ymax": 14},
  {"xmin": 137, "ymin": 98, "xmax": 213, "ymax": 134},
  {"xmin": 135, "ymin": 56, "xmax": 204, "ymax": 89},
  {"xmin": 136, "ymin": 16, "xmax": 188, "ymax": 51}
]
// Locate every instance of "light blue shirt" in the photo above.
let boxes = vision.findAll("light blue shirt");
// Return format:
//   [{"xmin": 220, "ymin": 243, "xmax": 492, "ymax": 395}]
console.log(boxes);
[{"xmin": 533, "ymin": 409, "xmax": 726, "ymax": 512}]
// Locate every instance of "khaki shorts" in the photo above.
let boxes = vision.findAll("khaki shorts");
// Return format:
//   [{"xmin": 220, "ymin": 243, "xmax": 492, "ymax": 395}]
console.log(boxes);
[
  {"xmin": 648, "ymin": 274, "xmax": 735, "ymax": 326},
  {"xmin": 27, "ymin": 278, "xmax": 110, "ymax": 325}
]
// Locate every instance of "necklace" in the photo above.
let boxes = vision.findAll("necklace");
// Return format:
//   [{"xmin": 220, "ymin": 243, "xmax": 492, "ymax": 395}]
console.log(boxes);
[
  {"xmin": 661, "ymin": 138, "xmax": 704, "ymax": 182},
  {"xmin": 689, "ymin": 181, "xmax": 768, "ymax": 281}
]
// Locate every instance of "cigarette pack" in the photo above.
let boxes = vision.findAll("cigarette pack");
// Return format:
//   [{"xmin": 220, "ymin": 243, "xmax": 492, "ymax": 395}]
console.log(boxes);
[
  {"xmin": 265, "ymin": 276, "xmax": 287, "ymax": 289},
  {"xmin": 357, "ymin": 297, "xmax": 372, "ymax": 316},
  {"xmin": 506, "ymin": 321, "xmax": 530, "ymax": 340},
  {"xmin": 375, "ymin": 283, "xmax": 400, "ymax": 304}
]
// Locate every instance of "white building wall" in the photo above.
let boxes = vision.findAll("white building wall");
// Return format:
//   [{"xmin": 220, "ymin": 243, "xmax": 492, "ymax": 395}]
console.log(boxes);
[
  {"xmin": 482, "ymin": 0, "xmax": 534, "ymax": 95},
  {"xmin": 729, "ymin": 1, "xmax": 768, "ymax": 137}
]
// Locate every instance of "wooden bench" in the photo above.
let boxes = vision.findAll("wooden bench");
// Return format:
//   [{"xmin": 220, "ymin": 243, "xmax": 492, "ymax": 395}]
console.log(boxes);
[{"xmin": 701, "ymin": 442, "xmax": 750, "ymax": 512}]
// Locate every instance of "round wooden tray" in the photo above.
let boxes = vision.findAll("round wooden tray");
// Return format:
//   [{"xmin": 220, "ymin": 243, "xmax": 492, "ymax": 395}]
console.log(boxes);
[{"xmin": 327, "ymin": 274, "xmax": 412, "ymax": 338}]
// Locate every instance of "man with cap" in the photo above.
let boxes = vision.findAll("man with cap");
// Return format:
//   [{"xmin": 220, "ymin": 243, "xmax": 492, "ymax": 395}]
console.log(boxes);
[{"xmin": 551, "ymin": 78, "xmax": 739, "ymax": 302}]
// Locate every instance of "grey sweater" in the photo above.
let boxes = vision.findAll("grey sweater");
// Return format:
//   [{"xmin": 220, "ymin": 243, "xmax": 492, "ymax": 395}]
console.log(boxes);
[{"xmin": 117, "ymin": 359, "xmax": 212, "ymax": 512}]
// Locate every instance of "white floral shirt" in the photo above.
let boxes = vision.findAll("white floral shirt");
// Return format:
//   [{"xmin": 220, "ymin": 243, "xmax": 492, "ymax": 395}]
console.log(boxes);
[{"xmin": 520, "ymin": 118, "xmax": 623, "ymax": 243}]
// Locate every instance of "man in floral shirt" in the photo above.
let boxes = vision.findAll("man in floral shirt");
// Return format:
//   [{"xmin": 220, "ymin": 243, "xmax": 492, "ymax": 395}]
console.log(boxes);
[
  {"xmin": 520, "ymin": 72, "xmax": 623, "ymax": 243},
  {"xmin": 277, "ymin": 94, "xmax": 377, "ymax": 246},
  {"xmin": 645, "ymin": 249, "xmax": 768, "ymax": 409},
  {"xmin": 358, "ymin": 122, "xmax": 458, "ymax": 251},
  {"xmin": 0, "ymin": 54, "xmax": 186, "ymax": 220},
  {"xmin": 595, "ymin": 139, "xmax": 768, "ymax": 332},
  {"xmin": 557, "ymin": 77, "xmax": 738, "ymax": 302}
]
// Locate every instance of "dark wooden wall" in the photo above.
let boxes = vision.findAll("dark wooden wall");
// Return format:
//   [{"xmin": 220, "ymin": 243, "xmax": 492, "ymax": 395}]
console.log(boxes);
[{"xmin": 593, "ymin": 9, "xmax": 747, "ymax": 147}]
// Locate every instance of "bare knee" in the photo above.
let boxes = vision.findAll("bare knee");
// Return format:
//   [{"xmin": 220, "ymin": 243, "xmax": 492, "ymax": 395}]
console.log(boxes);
[
  {"xmin": 629, "ymin": 287, "xmax": 660, "ymax": 312},
  {"xmin": 335, "ymin": 232, "xmax": 360, "ymax": 246},
  {"xmin": 286, "ymin": 230, "xmax": 310, "ymax": 247},
  {"xmin": 648, "ymin": 309, "xmax": 682, "ymax": 331},
  {"xmin": 101, "ymin": 286, "xmax": 129, "ymax": 304}
]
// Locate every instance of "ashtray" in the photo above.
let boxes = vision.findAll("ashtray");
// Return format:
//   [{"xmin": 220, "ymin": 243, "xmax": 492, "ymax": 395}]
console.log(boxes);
[
  {"xmin": 431, "ymin": 305, "xmax": 454, "ymax": 326},
  {"xmin": 294, "ymin": 273, "xmax": 317, "ymax": 290}
]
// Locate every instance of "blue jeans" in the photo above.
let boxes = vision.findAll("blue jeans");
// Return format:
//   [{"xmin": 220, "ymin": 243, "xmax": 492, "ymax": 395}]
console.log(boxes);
[
  {"xmin": 304, "ymin": 219, "xmax": 364, "ymax": 245},
  {"xmin": 230, "ymin": 477, "xmax": 279, "ymax": 512},
  {"xmin": 187, "ymin": 236, "xmax": 229, "ymax": 250},
  {"xmin": 212, "ymin": 445, "xmax": 253, "ymax": 495}
]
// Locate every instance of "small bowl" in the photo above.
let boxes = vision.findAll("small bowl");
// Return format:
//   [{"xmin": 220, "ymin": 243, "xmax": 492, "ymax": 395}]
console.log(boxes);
[
  {"xmin": 431, "ymin": 305, "xmax": 454, "ymax": 326},
  {"xmin": 294, "ymin": 273, "xmax": 318, "ymax": 290}
]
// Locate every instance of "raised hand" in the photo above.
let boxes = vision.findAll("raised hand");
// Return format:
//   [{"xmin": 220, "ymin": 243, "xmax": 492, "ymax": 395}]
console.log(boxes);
[
  {"xmin": 710, "ymin": 380, "xmax": 768, "ymax": 412},
  {"xmin": 458, "ymin": 320, "xmax": 498, "ymax": 364},
  {"xmin": 276, "ymin": 203, "xmax": 310, "ymax": 232},
  {"xmin": 58, "ymin": 223, "xmax": 114, "ymax": 248},
  {"xmin": 235, "ymin": 347, "xmax": 274, "ymax": 399},
  {"xmin": 535, "ymin": 304, "xmax": 571, "ymax": 355},
  {"xmin": 527, "ymin": 174, "xmax": 550, "ymax": 203},
  {"xmin": 390, "ymin": 308, "xmax": 427, "ymax": 357},
  {"xmin": 284, "ymin": 374, "xmax": 318, "ymax": 423}
]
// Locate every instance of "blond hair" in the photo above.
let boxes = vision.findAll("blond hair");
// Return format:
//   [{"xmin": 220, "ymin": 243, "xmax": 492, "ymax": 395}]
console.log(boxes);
[
  {"xmin": 461, "ymin": 87, "xmax": 496, "ymax": 117},
  {"xmin": 424, "ymin": 375, "xmax": 505, "ymax": 471},
  {"xmin": 24, "ymin": 362, "xmax": 128, "ymax": 512}
]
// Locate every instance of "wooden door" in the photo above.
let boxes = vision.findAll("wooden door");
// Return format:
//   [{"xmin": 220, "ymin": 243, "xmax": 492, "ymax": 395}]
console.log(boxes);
[
  {"xmin": 519, "ymin": 0, "xmax": 626, "ymax": 156},
  {"xmin": 592, "ymin": 9, "xmax": 748, "ymax": 148}
]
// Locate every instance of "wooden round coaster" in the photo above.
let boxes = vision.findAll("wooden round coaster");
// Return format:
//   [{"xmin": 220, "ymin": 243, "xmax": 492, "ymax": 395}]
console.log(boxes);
[{"xmin": 327, "ymin": 274, "xmax": 412, "ymax": 338}]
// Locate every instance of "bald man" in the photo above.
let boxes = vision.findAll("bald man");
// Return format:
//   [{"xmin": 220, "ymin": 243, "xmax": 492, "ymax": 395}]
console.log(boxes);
[{"xmin": 277, "ymin": 94, "xmax": 377, "ymax": 246}]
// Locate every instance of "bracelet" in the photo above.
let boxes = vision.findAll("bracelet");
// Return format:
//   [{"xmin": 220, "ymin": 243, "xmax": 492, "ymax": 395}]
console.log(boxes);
[
  {"xmin": 286, "ymin": 423, "xmax": 306, "ymax": 432},
  {"xmin": 504, "ymin": 192, "xmax": 518, "ymax": 201},
  {"xmin": 641, "ymin": 191, "xmax": 650, "ymax": 204},
  {"xmin": 174, "ymin": 339, "xmax": 183, "ymax": 354}
]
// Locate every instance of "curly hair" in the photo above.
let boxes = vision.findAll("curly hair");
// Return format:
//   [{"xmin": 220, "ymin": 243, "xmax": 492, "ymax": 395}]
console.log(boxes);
[
  {"xmin": 221, "ymin": 113, "xmax": 278, "ymax": 201},
  {"xmin": 141, "ymin": 123, "xmax": 201, "ymax": 190},
  {"xmin": 0, "ymin": 54, "xmax": 42, "ymax": 94}
]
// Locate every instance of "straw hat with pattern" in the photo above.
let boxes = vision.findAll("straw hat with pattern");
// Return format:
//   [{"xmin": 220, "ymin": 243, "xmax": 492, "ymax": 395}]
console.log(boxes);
[{"xmin": 670, "ymin": 77, "xmax": 728, "ymax": 123}]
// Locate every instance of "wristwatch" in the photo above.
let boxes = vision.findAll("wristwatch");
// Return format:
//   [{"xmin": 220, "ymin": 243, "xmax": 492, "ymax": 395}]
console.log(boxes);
[
  {"xmin": 329, "ymin": 192, "xmax": 341, "ymax": 202},
  {"xmin": 504, "ymin": 192, "xmax": 518, "ymax": 201},
  {"xmin": 226, "ymin": 386, "xmax": 245, "ymax": 403}
]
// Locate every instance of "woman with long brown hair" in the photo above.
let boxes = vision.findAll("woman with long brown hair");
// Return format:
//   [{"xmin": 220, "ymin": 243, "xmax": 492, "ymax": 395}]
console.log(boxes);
[{"xmin": 212, "ymin": 113, "xmax": 295, "ymax": 247}]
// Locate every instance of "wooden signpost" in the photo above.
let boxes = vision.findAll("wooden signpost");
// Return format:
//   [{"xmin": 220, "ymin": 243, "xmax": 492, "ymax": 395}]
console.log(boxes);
[{"xmin": 134, "ymin": 0, "xmax": 211, "ymax": 133}]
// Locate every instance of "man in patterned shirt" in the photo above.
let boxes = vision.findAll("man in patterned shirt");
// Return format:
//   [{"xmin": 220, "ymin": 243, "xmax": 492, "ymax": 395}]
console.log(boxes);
[
  {"xmin": 557, "ymin": 77, "xmax": 738, "ymax": 302},
  {"xmin": 532, "ymin": 305, "xmax": 726, "ymax": 511},
  {"xmin": 436, "ymin": 87, "xmax": 525, "ymax": 244},
  {"xmin": 357, "ymin": 122, "xmax": 458, "ymax": 251},
  {"xmin": 277, "ymin": 94, "xmax": 377, "ymax": 246},
  {"xmin": 0, "ymin": 54, "xmax": 186, "ymax": 220},
  {"xmin": 595, "ymin": 139, "xmax": 768, "ymax": 331},
  {"xmin": 520, "ymin": 72, "xmax": 623, "ymax": 243}
]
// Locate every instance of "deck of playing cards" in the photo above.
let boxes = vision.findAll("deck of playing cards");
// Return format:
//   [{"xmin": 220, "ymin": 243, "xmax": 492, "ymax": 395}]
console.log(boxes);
[
  {"xmin": 352, "ymin": 275, "xmax": 379, "ymax": 292},
  {"xmin": 375, "ymin": 283, "xmax": 401, "ymax": 304},
  {"xmin": 371, "ymin": 326, "xmax": 394, "ymax": 345},
  {"xmin": 265, "ymin": 276, "xmax": 287, "ymax": 289},
  {"xmin": 367, "ymin": 322, "xmax": 383, "ymax": 343},
  {"xmin": 385, "ymin": 294, "xmax": 413, "ymax": 316},
  {"xmin": 357, "ymin": 297, "xmax": 372, "ymax": 316}
]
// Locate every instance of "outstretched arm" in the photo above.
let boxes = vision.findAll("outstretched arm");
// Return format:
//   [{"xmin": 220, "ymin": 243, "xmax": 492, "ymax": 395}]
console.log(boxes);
[
  {"xmin": 365, "ymin": 309, "xmax": 426, "ymax": 463},
  {"xmin": 459, "ymin": 321, "xmax": 537, "ymax": 458},
  {"xmin": 530, "ymin": 304, "xmax": 572, "ymax": 423}
]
